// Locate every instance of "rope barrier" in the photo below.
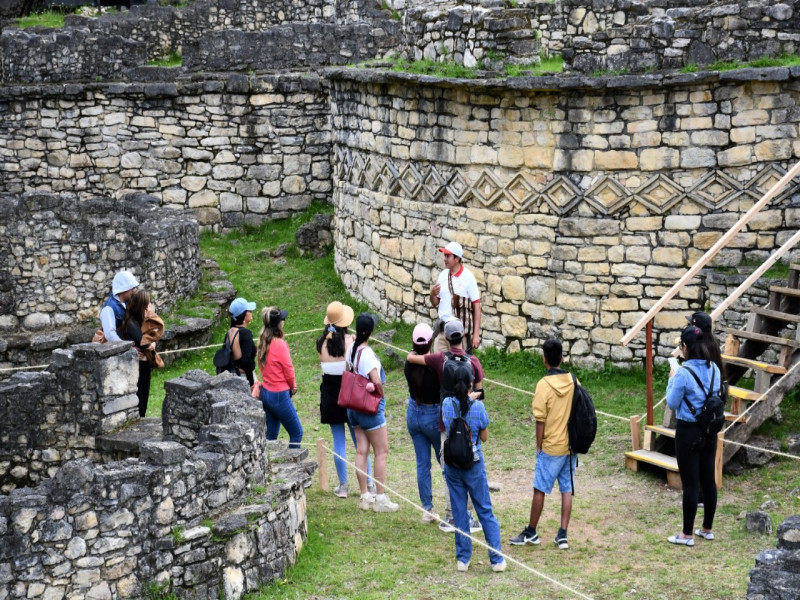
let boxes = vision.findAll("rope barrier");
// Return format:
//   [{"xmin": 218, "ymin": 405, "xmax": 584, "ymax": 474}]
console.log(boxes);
[
  {"xmin": 301, "ymin": 440, "xmax": 595, "ymax": 600},
  {"xmin": 723, "ymin": 439, "xmax": 800, "ymax": 461}
]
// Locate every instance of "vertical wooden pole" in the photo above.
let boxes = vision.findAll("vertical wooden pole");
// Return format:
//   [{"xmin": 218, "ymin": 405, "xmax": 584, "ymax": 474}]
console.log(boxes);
[
  {"xmin": 646, "ymin": 320, "xmax": 654, "ymax": 427},
  {"xmin": 316, "ymin": 438, "xmax": 329, "ymax": 492},
  {"xmin": 715, "ymin": 432, "xmax": 724, "ymax": 490},
  {"xmin": 630, "ymin": 415, "xmax": 642, "ymax": 451}
]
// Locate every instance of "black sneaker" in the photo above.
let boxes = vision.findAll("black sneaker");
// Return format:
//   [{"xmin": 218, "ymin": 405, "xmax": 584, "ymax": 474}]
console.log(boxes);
[
  {"xmin": 555, "ymin": 533, "xmax": 569, "ymax": 549},
  {"xmin": 509, "ymin": 527, "xmax": 540, "ymax": 546}
]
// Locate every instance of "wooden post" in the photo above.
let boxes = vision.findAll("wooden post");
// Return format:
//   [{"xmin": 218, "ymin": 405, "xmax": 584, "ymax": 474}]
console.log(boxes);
[
  {"xmin": 316, "ymin": 438, "xmax": 329, "ymax": 492},
  {"xmin": 715, "ymin": 432, "xmax": 724, "ymax": 490},
  {"xmin": 630, "ymin": 415, "xmax": 642, "ymax": 451},
  {"xmin": 646, "ymin": 320, "xmax": 654, "ymax": 427}
]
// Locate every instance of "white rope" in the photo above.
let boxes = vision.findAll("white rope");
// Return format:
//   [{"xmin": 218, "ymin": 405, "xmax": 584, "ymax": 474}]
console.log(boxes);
[
  {"xmin": 0, "ymin": 363, "xmax": 49, "ymax": 373},
  {"xmin": 302, "ymin": 440, "xmax": 595, "ymax": 600},
  {"xmin": 723, "ymin": 439, "xmax": 800, "ymax": 461}
]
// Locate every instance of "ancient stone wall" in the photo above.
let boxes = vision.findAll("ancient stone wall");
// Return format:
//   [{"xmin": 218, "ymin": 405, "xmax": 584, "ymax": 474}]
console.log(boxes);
[
  {"xmin": 328, "ymin": 68, "xmax": 800, "ymax": 367},
  {"xmin": 747, "ymin": 515, "xmax": 800, "ymax": 599},
  {"xmin": 558, "ymin": 0, "xmax": 800, "ymax": 73},
  {"xmin": 0, "ymin": 342, "xmax": 139, "ymax": 492},
  {"xmin": 0, "ymin": 73, "xmax": 331, "ymax": 230},
  {"xmin": 0, "ymin": 193, "xmax": 201, "ymax": 336},
  {"xmin": 0, "ymin": 352, "xmax": 314, "ymax": 599}
]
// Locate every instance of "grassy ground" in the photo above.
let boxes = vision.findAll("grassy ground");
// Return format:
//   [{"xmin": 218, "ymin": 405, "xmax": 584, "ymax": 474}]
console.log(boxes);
[{"xmin": 150, "ymin": 210, "xmax": 800, "ymax": 600}]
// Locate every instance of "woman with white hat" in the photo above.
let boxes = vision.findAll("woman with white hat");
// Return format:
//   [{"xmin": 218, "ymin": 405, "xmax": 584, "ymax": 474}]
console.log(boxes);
[{"xmin": 316, "ymin": 301, "xmax": 374, "ymax": 498}]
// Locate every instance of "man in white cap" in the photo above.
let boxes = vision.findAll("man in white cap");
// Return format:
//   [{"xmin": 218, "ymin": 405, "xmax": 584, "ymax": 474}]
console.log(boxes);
[
  {"xmin": 429, "ymin": 241, "xmax": 481, "ymax": 353},
  {"xmin": 99, "ymin": 271, "xmax": 139, "ymax": 342}
]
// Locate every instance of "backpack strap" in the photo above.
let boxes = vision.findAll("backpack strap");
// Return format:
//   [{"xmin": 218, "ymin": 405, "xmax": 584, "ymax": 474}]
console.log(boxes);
[
  {"xmin": 681, "ymin": 365, "xmax": 715, "ymax": 417},
  {"xmin": 569, "ymin": 373, "xmax": 578, "ymax": 494}
]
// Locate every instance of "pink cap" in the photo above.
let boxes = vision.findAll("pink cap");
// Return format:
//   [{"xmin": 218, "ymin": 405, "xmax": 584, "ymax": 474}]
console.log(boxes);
[{"xmin": 412, "ymin": 323, "xmax": 434, "ymax": 344}]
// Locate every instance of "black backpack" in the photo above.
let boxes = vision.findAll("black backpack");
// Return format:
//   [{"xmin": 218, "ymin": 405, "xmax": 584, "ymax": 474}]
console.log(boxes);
[
  {"xmin": 443, "ymin": 398, "xmax": 475, "ymax": 470},
  {"xmin": 441, "ymin": 352, "xmax": 474, "ymax": 401},
  {"xmin": 682, "ymin": 365, "xmax": 725, "ymax": 438},
  {"xmin": 213, "ymin": 329, "xmax": 240, "ymax": 375},
  {"xmin": 567, "ymin": 374, "xmax": 597, "ymax": 455}
]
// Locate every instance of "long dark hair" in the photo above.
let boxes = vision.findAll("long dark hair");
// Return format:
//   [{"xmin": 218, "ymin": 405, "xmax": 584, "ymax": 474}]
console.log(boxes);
[
  {"xmin": 684, "ymin": 335, "xmax": 713, "ymax": 363},
  {"xmin": 316, "ymin": 325, "xmax": 347, "ymax": 357},
  {"xmin": 453, "ymin": 372, "xmax": 472, "ymax": 417},
  {"xmin": 230, "ymin": 312, "xmax": 246, "ymax": 327},
  {"xmin": 350, "ymin": 318, "xmax": 375, "ymax": 364},
  {"xmin": 701, "ymin": 330, "xmax": 726, "ymax": 379},
  {"xmin": 257, "ymin": 307, "xmax": 284, "ymax": 368},
  {"xmin": 120, "ymin": 289, "xmax": 149, "ymax": 335}
]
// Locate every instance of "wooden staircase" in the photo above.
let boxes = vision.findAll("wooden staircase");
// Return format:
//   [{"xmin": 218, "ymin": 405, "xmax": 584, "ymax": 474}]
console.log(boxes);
[{"xmin": 625, "ymin": 263, "xmax": 800, "ymax": 488}]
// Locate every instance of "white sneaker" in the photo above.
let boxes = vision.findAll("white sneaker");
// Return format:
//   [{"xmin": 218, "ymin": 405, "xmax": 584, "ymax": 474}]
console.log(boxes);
[
  {"xmin": 372, "ymin": 494, "xmax": 399, "ymax": 513},
  {"xmin": 358, "ymin": 494, "xmax": 375, "ymax": 510},
  {"xmin": 492, "ymin": 560, "xmax": 507, "ymax": 573},
  {"xmin": 333, "ymin": 483, "xmax": 348, "ymax": 498},
  {"xmin": 422, "ymin": 510, "xmax": 440, "ymax": 524},
  {"xmin": 456, "ymin": 561, "xmax": 469, "ymax": 572}
]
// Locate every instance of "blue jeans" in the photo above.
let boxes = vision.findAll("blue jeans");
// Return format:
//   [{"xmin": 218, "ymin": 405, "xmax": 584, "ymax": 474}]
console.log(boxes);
[
  {"xmin": 406, "ymin": 400, "xmax": 442, "ymax": 511},
  {"xmin": 444, "ymin": 452, "xmax": 503, "ymax": 565},
  {"xmin": 260, "ymin": 388, "xmax": 303, "ymax": 448},
  {"xmin": 331, "ymin": 422, "xmax": 372, "ymax": 486}
]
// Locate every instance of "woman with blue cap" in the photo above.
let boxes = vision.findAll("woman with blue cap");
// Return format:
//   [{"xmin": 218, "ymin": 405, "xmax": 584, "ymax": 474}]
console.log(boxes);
[{"xmin": 226, "ymin": 297, "xmax": 257, "ymax": 386}]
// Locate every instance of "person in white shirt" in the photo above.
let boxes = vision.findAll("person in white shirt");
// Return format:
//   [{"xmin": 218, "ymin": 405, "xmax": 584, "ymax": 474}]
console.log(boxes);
[
  {"xmin": 98, "ymin": 271, "xmax": 139, "ymax": 343},
  {"xmin": 429, "ymin": 241, "xmax": 481, "ymax": 353}
]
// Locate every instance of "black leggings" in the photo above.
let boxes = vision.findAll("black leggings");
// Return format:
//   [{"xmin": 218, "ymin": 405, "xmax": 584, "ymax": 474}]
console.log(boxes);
[
  {"xmin": 138, "ymin": 360, "xmax": 152, "ymax": 418},
  {"xmin": 675, "ymin": 420, "xmax": 717, "ymax": 535}
]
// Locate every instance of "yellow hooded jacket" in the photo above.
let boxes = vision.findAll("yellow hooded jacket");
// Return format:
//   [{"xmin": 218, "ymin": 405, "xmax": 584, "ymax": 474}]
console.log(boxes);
[{"xmin": 532, "ymin": 372, "xmax": 575, "ymax": 456}]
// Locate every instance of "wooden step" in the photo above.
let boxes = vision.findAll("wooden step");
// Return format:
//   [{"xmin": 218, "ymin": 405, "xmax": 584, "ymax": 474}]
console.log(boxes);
[
  {"xmin": 625, "ymin": 449, "xmax": 681, "ymax": 488},
  {"xmin": 725, "ymin": 328, "xmax": 800, "ymax": 349},
  {"xmin": 645, "ymin": 424, "xmax": 675, "ymax": 438},
  {"xmin": 791, "ymin": 263, "xmax": 800, "ymax": 272},
  {"xmin": 721, "ymin": 354, "xmax": 787, "ymax": 375},
  {"xmin": 725, "ymin": 411, "xmax": 748, "ymax": 423},
  {"xmin": 770, "ymin": 286, "xmax": 800, "ymax": 299},
  {"xmin": 753, "ymin": 307, "xmax": 800, "ymax": 324},
  {"xmin": 728, "ymin": 385, "xmax": 763, "ymax": 401}
]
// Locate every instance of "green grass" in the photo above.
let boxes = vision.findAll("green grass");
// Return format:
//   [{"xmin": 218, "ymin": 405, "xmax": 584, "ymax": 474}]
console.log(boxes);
[
  {"xmin": 148, "ymin": 51, "xmax": 182, "ymax": 68},
  {"xmin": 16, "ymin": 10, "xmax": 65, "ymax": 29},
  {"xmin": 681, "ymin": 53, "xmax": 800, "ymax": 73},
  {"xmin": 388, "ymin": 57, "xmax": 479, "ymax": 79},
  {"xmin": 148, "ymin": 209, "xmax": 800, "ymax": 600},
  {"xmin": 504, "ymin": 54, "xmax": 564, "ymax": 77}
]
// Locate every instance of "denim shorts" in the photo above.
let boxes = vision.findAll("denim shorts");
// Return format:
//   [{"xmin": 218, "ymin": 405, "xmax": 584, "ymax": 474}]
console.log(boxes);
[
  {"xmin": 348, "ymin": 397, "xmax": 386, "ymax": 431},
  {"xmin": 533, "ymin": 450, "xmax": 577, "ymax": 494}
]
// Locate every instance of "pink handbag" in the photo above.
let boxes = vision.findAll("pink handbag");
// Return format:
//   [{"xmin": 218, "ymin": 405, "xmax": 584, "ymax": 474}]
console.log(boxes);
[{"xmin": 337, "ymin": 348, "xmax": 382, "ymax": 415}]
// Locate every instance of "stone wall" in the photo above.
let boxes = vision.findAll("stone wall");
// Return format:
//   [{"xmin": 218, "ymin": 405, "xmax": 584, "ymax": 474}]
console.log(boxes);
[
  {"xmin": 558, "ymin": 0, "xmax": 800, "ymax": 73},
  {"xmin": 182, "ymin": 23, "xmax": 402, "ymax": 72},
  {"xmin": 0, "ymin": 28, "xmax": 146, "ymax": 84},
  {"xmin": 0, "ymin": 350, "xmax": 315, "ymax": 599},
  {"xmin": 328, "ymin": 68, "xmax": 800, "ymax": 367},
  {"xmin": 0, "ymin": 73, "xmax": 331, "ymax": 230},
  {"xmin": 747, "ymin": 515, "xmax": 800, "ymax": 599},
  {"xmin": 0, "ymin": 192, "xmax": 201, "ymax": 335}
]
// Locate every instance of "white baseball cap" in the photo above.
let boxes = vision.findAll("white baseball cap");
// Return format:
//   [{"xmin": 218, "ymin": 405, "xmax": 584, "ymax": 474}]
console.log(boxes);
[
  {"xmin": 438, "ymin": 241, "xmax": 463, "ymax": 258},
  {"xmin": 112, "ymin": 271, "xmax": 139, "ymax": 295}
]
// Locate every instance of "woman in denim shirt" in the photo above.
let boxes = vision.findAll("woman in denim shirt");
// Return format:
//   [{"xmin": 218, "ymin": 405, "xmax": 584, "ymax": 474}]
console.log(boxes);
[
  {"xmin": 441, "ymin": 369, "xmax": 506, "ymax": 573},
  {"xmin": 666, "ymin": 325, "xmax": 722, "ymax": 547}
]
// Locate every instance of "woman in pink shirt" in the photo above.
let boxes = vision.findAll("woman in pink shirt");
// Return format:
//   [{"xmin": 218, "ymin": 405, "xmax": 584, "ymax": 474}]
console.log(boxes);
[{"xmin": 255, "ymin": 307, "xmax": 303, "ymax": 448}]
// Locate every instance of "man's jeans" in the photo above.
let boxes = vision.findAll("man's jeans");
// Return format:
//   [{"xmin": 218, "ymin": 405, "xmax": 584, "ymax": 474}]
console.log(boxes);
[
  {"xmin": 260, "ymin": 388, "xmax": 303, "ymax": 448},
  {"xmin": 406, "ymin": 400, "xmax": 442, "ymax": 510}
]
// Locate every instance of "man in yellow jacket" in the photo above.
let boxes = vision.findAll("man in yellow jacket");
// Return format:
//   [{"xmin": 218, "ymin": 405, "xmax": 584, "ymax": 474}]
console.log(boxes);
[{"xmin": 509, "ymin": 337, "xmax": 576, "ymax": 550}]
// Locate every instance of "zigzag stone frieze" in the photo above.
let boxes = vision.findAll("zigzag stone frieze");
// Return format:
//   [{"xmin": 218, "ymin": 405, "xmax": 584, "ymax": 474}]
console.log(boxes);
[{"xmin": 334, "ymin": 147, "xmax": 800, "ymax": 217}]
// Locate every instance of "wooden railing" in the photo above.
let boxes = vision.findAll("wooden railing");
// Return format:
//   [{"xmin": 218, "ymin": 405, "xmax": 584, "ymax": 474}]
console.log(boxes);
[{"xmin": 620, "ymin": 160, "xmax": 800, "ymax": 425}]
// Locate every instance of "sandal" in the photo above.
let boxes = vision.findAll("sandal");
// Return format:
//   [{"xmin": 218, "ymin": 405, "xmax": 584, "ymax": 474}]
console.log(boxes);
[
  {"xmin": 695, "ymin": 529, "xmax": 714, "ymax": 540},
  {"xmin": 667, "ymin": 534, "xmax": 694, "ymax": 547}
]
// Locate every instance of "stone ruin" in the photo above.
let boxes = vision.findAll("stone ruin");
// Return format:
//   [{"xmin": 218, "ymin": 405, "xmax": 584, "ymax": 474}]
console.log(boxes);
[
  {"xmin": 0, "ymin": 192, "xmax": 202, "ymax": 373},
  {"xmin": 0, "ymin": 341, "xmax": 316, "ymax": 598},
  {"xmin": 748, "ymin": 515, "xmax": 800, "ymax": 599}
]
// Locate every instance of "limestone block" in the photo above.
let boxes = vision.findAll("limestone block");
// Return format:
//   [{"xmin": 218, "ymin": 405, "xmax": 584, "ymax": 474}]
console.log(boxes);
[
  {"xmin": 602, "ymin": 297, "xmax": 638, "ymax": 311},
  {"xmin": 577, "ymin": 246, "xmax": 606, "ymax": 262},
  {"xmin": 282, "ymin": 176, "xmax": 306, "ymax": 194},
  {"xmin": 732, "ymin": 110, "xmax": 769, "ymax": 127},
  {"xmin": 388, "ymin": 263, "xmax": 412, "ymax": 287},
  {"xmin": 212, "ymin": 164, "xmax": 244, "ymax": 180},
  {"xmin": 611, "ymin": 263, "xmax": 646, "ymax": 277},
  {"xmin": 22, "ymin": 312, "xmax": 51, "ymax": 331},
  {"xmin": 556, "ymin": 293, "xmax": 595, "ymax": 312},
  {"xmin": 181, "ymin": 176, "xmax": 207, "ymax": 192},
  {"xmin": 525, "ymin": 277, "xmax": 556, "ymax": 304},
  {"xmin": 652, "ymin": 247, "xmax": 684, "ymax": 266},
  {"xmin": 224, "ymin": 567, "xmax": 245, "ymax": 599},
  {"xmin": 681, "ymin": 147, "xmax": 716, "ymax": 168},
  {"xmin": 220, "ymin": 192, "xmax": 243, "ymax": 212},
  {"xmin": 640, "ymin": 148, "xmax": 679, "ymax": 171},
  {"xmin": 501, "ymin": 315, "xmax": 528, "ymax": 338},
  {"xmin": 755, "ymin": 139, "xmax": 792, "ymax": 161},
  {"xmin": 154, "ymin": 497, "xmax": 175, "ymax": 525},
  {"xmin": 664, "ymin": 215, "xmax": 701, "ymax": 230},
  {"xmin": 97, "ymin": 353, "xmax": 138, "ymax": 397},
  {"xmin": 595, "ymin": 150, "xmax": 637, "ymax": 170},
  {"xmin": 560, "ymin": 217, "xmax": 619, "ymax": 237},
  {"xmin": 654, "ymin": 311, "xmax": 688, "ymax": 330},
  {"xmin": 189, "ymin": 190, "xmax": 218, "ymax": 208},
  {"xmin": 554, "ymin": 149, "xmax": 593, "ymax": 171},
  {"xmin": 502, "ymin": 276, "xmax": 525, "ymax": 301},
  {"xmin": 626, "ymin": 246, "xmax": 651, "ymax": 264},
  {"xmin": 717, "ymin": 145, "xmax": 752, "ymax": 166}
]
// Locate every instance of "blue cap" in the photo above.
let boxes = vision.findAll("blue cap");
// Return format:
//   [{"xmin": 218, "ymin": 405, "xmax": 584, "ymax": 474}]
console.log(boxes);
[{"xmin": 229, "ymin": 297, "xmax": 256, "ymax": 318}]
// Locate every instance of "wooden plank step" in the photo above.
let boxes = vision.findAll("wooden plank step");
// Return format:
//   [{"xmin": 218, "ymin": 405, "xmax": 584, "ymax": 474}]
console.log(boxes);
[
  {"xmin": 725, "ymin": 411, "xmax": 748, "ymax": 423},
  {"xmin": 725, "ymin": 328, "xmax": 800, "ymax": 349},
  {"xmin": 791, "ymin": 263, "xmax": 800, "ymax": 272},
  {"xmin": 770, "ymin": 286, "xmax": 800, "ymax": 299},
  {"xmin": 753, "ymin": 307, "xmax": 800, "ymax": 324},
  {"xmin": 728, "ymin": 385, "xmax": 763, "ymax": 401},
  {"xmin": 722, "ymin": 354, "xmax": 787, "ymax": 375},
  {"xmin": 625, "ymin": 449, "xmax": 678, "ymax": 471},
  {"xmin": 645, "ymin": 424, "xmax": 675, "ymax": 438}
]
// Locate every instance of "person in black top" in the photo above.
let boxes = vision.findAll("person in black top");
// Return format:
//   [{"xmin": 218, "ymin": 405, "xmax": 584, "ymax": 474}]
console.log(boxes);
[
  {"xmin": 119, "ymin": 289, "xmax": 155, "ymax": 417},
  {"xmin": 227, "ymin": 297, "xmax": 257, "ymax": 386},
  {"xmin": 405, "ymin": 323, "xmax": 444, "ymax": 524}
]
